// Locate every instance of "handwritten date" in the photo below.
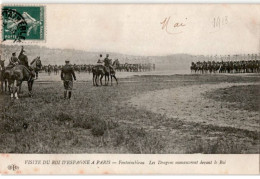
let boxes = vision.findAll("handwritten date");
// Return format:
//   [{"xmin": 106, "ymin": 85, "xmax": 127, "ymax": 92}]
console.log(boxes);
[
  {"xmin": 160, "ymin": 16, "xmax": 186, "ymax": 35},
  {"xmin": 212, "ymin": 16, "xmax": 228, "ymax": 29}
]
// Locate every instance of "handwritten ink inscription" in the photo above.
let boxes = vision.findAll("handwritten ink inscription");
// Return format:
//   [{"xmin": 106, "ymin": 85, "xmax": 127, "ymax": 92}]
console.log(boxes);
[
  {"xmin": 160, "ymin": 16, "xmax": 187, "ymax": 34},
  {"xmin": 212, "ymin": 16, "xmax": 228, "ymax": 29}
]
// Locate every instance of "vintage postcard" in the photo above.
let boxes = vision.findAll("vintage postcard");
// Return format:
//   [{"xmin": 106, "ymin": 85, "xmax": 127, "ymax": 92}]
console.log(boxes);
[{"xmin": 0, "ymin": 4, "xmax": 259, "ymax": 175}]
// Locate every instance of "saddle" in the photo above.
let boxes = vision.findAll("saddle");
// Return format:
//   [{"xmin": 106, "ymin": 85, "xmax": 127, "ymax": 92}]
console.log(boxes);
[
  {"xmin": 20, "ymin": 65, "xmax": 36, "ymax": 79},
  {"xmin": 6, "ymin": 64, "xmax": 16, "ymax": 70},
  {"xmin": 94, "ymin": 64, "xmax": 104, "ymax": 69}
]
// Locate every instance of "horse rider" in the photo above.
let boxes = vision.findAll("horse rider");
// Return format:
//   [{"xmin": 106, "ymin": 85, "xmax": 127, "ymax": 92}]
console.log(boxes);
[
  {"xmin": 9, "ymin": 52, "xmax": 20, "ymax": 67},
  {"xmin": 104, "ymin": 54, "xmax": 113, "ymax": 71},
  {"xmin": 19, "ymin": 47, "xmax": 29, "ymax": 67},
  {"xmin": 96, "ymin": 54, "xmax": 104, "ymax": 66},
  {"xmin": 61, "ymin": 60, "xmax": 76, "ymax": 99},
  {"xmin": 18, "ymin": 46, "xmax": 35, "ymax": 79},
  {"xmin": 104, "ymin": 54, "xmax": 109, "ymax": 66}
]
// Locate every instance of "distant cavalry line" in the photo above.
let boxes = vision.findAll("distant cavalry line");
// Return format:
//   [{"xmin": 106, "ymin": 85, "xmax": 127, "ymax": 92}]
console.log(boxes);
[
  {"xmin": 190, "ymin": 60, "xmax": 260, "ymax": 74},
  {"xmin": 42, "ymin": 63, "xmax": 156, "ymax": 75}
]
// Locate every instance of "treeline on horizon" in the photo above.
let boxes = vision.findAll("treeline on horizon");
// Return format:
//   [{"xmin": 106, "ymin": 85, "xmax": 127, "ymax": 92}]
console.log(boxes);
[{"xmin": 1, "ymin": 44, "xmax": 195, "ymax": 71}]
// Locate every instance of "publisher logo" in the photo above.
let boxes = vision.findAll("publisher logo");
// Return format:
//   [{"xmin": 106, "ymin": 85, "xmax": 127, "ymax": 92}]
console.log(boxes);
[{"xmin": 7, "ymin": 164, "xmax": 19, "ymax": 171}]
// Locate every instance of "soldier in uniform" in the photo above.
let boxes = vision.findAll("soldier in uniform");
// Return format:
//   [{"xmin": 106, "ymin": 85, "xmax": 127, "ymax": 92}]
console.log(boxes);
[
  {"xmin": 18, "ymin": 46, "xmax": 35, "ymax": 79},
  {"xmin": 96, "ymin": 54, "xmax": 104, "ymax": 66},
  {"xmin": 9, "ymin": 52, "xmax": 20, "ymax": 67},
  {"xmin": 61, "ymin": 60, "xmax": 76, "ymax": 99},
  {"xmin": 18, "ymin": 46, "xmax": 29, "ymax": 67},
  {"xmin": 104, "ymin": 54, "xmax": 110, "ymax": 66},
  {"xmin": 104, "ymin": 54, "xmax": 113, "ymax": 71}
]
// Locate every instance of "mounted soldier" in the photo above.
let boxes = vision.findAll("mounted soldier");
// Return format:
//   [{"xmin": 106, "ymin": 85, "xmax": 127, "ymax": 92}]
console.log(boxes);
[
  {"xmin": 104, "ymin": 54, "xmax": 113, "ymax": 72},
  {"xmin": 18, "ymin": 46, "xmax": 28, "ymax": 67},
  {"xmin": 104, "ymin": 54, "xmax": 111, "ymax": 66},
  {"xmin": 9, "ymin": 52, "xmax": 20, "ymax": 67},
  {"xmin": 18, "ymin": 46, "xmax": 35, "ymax": 79},
  {"xmin": 97, "ymin": 54, "xmax": 104, "ymax": 66}
]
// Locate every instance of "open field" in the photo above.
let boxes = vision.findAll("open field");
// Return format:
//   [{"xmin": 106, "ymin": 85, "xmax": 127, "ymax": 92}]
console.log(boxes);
[{"xmin": 0, "ymin": 73, "xmax": 259, "ymax": 154}]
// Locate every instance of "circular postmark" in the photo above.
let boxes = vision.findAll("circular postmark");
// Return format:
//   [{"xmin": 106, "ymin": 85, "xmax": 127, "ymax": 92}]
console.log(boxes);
[{"xmin": 2, "ymin": 8, "xmax": 28, "ymax": 42}]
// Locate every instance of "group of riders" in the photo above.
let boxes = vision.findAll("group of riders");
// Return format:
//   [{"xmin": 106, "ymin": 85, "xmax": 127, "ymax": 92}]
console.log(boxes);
[
  {"xmin": 0, "ymin": 49, "xmax": 119, "ymax": 99},
  {"xmin": 1, "ymin": 46, "xmax": 41, "ymax": 80},
  {"xmin": 2, "ymin": 47, "xmax": 260, "ymax": 99},
  {"xmin": 190, "ymin": 60, "xmax": 260, "ymax": 74},
  {"xmin": 42, "ymin": 61, "xmax": 155, "ymax": 75},
  {"xmin": 0, "ymin": 46, "xmax": 42, "ymax": 98}
]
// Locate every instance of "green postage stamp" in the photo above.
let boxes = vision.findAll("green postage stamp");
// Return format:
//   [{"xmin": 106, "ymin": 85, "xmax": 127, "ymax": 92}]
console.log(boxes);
[{"xmin": 1, "ymin": 5, "xmax": 45, "ymax": 42}]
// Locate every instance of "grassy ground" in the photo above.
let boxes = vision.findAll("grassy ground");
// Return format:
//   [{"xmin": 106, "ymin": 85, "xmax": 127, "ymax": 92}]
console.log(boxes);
[
  {"xmin": 0, "ymin": 74, "xmax": 259, "ymax": 153},
  {"xmin": 204, "ymin": 85, "xmax": 260, "ymax": 112}
]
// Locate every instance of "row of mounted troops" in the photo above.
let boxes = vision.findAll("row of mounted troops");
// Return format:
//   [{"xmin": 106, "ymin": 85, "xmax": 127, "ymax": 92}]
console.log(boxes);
[
  {"xmin": 41, "ymin": 63, "xmax": 156, "ymax": 74},
  {"xmin": 190, "ymin": 60, "xmax": 260, "ymax": 74}
]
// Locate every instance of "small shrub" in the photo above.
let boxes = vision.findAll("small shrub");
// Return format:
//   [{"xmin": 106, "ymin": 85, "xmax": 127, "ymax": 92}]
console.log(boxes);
[
  {"xmin": 73, "ymin": 118, "xmax": 92, "ymax": 129},
  {"xmin": 0, "ymin": 115, "xmax": 24, "ymax": 133},
  {"xmin": 55, "ymin": 112, "xmax": 73, "ymax": 122},
  {"xmin": 187, "ymin": 137, "xmax": 244, "ymax": 154},
  {"xmin": 91, "ymin": 119, "xmax": 106, "ymax": 137},
  {"xmin": 113, "ymin": 126, "xmax": 165, "ymax": 154}
]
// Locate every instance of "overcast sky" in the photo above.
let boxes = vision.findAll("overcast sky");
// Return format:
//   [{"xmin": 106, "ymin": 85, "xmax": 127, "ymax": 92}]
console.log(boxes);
[{"xmin": 4, "ymin": 4, "xmax": 260, "ymax": 56}]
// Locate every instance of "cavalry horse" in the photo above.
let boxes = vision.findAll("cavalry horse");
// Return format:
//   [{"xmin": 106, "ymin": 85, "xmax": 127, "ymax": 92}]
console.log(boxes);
[
  {"xmin": 30, "ymin": 56, "xmax": 42, "ymax": 79},
  {"xmin": 109, "ymin": 59, "xmax": 119, "ymax": 85},
  {"xmin": 92, "ymin": 65, "xmax": 105, "ymax": 86},
  {"xmin": 0, "ymin": 58, "xmax": 7, "ymax": 93},
  {"xmin": 9, "ymin": 56, "xmax": 42, "ymax": 99},
  {"xmin": 103, "ymin": 59, "xmax": 119, "ymax": 86},
  {"xmin": 92, "ymin": 59, "xmax": 119, "ymax": 86},
  {"xmin": 1, "ymin": 59, "xmax": 11, "ymax": 93}
]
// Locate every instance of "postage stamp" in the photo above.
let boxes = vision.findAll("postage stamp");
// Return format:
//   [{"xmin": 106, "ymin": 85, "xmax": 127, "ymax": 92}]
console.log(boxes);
[{"xmin": 1, "ymin": 5, "xmax": 45, "ymax": 42}]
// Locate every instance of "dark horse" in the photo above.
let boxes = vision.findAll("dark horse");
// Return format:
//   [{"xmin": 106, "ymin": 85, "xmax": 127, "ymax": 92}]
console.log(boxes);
[
  {"xmin": 103, "ymin": 59, "xmax": 119, "ymax": 86},
  {"xmin": 92, "ymin": 65, "xmax": 105, "ymax": 86},
  {"xmin": 9, "ymin": 56, "xmax": 42, "ymax": 99},
  {"xmin": 109, "ymin": 59, "xmax": 119, "ymax": 85},
  {"xmin": 30, "ymin": 56, "xmax": 42, "ymax": 79},
  {"xmin": 0, "ymin": 58, "xmax": 7, "ymax": 93},
  {"xmin": 92, "ymin": 59, "xmax": 119, "ymax": 86}
]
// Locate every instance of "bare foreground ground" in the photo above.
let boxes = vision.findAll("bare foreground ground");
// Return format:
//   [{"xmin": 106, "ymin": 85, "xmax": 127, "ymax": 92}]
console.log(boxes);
[{"xmin": 0, "ymin": 73, "xmax": 259, "ymax": 154}]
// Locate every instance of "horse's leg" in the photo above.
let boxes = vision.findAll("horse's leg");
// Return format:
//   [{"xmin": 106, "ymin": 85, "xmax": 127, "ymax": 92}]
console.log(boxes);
[
  {"xmin": 18, "ymin": 81, "xmax": 23, "ymax": 94},
  {"xmin": 0, "ymin": 80, "xmax": 3, "ymax": 93},
  {"xmin": 10, "ymin": 82, "xmax": 14, "ymax": 99},
  {"xmin": 95, "ymin": 74, "xmax": 99, "ymax": 86},
  {"xmin": 111, "ymin": 75, "xmax": 113, "ymax": 86},
  {"xmin": 30, "ymin": 80, "xmax": 34, "ymax": 96},
  {"xmin": 13, "ymin": 80, "xmax": 19, "ymax": 99},
  {"xmin": 28, "ymin": 80, "xmax": 33, "ymax": 97},
  {"xmin": 8, "ymin": 79, "xmax": 13, "ymax": 96},
  {"xmin": 16, "ymin": 80, "xmax": 24, "ymax": 99},
  {"xmin": 92, "ymin": 73, "xmax": 95, "ymax": 86},
  {"xmin": 100, "ymin": 74, "xmax": 103, "ymax": 86},
  {"xmin": 5, "ymin": 79, "xmax": 7, "ymax": 92},
  {"xmin": 113, "ymin": 75, "xmax": 118, "ymax": 85},
  {"xmin": 107, "ymin": 74, "xmax": 109, "ymax": 86}
]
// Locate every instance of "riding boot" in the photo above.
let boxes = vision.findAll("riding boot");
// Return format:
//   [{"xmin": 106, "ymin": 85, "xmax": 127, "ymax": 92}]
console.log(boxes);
[
  {"xmin": 68, "ymin": 91, "xmax": 72, "ymax": 99},
  {"xmin": 64, "ymin": 91, "xmax": 67, "ymax": 99}
]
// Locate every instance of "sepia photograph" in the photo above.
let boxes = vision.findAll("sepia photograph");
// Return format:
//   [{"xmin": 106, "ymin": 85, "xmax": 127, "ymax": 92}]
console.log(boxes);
[{"xmin": 0, "ymin": 3, "xmax": 259, "ymax": 174}]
